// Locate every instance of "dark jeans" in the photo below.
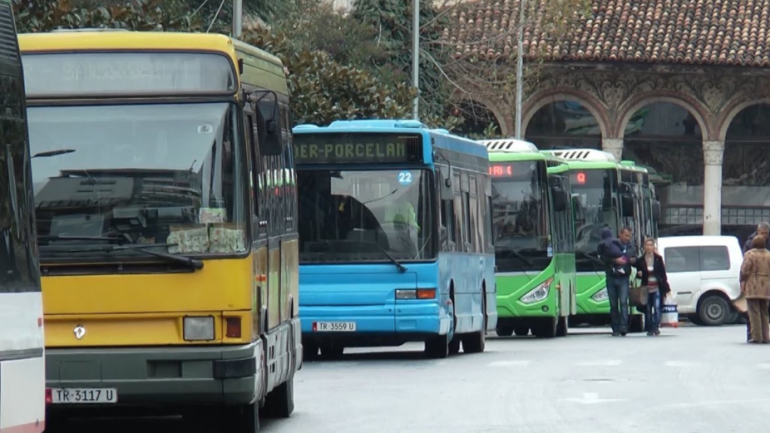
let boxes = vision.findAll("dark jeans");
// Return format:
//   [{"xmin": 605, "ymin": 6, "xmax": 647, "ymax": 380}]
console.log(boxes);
[
  {"xmin": 645, "ymin": 290, "xmax": 661, "ymax": 333},
  {"xmin": 607, "ymin": 275, "xmax": 630, "ymax": 333}
]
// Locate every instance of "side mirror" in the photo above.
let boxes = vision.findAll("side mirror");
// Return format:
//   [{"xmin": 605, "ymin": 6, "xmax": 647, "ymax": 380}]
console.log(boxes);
[
  {"xmin": 652, "ymin": 200, "xmax": 661, "ymax": 221},
  {"xmin": 621, "ymin": 193, "xmax": 635, "ymax": 217},
  {"xmin": 439, "ymin": 166, "xmax": 453, "ymax": 199},
  {"xmin": 439, "ymin": 226, "xmax": 448, "ymax": 243},
  {"xmin": 252, "ymin": 90, "xmax": 283, "ymax": 156}
]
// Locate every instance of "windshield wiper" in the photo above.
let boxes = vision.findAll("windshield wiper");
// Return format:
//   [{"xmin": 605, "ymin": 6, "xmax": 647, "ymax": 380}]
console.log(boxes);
[
  {"xmin": 38, "ymin": 235, "xmax": 125, "ymax": 243},
  {"xmin": 338, "ymin": 240, "xmax": 407, "ymax": 273},
  {"xmin": 578, "ymin": 251, "xmax": 605, "ymax": 268},
  {"xmin": 42, "ymin": 243, "xmax": 204, "ymax": 270},
  {"xmin": 32, "ymin": 149, "xmax": 76, "ymax": 158},
  {"xmin": 496, "ymin": 248, "xmax": 535, "ymax": 266}
]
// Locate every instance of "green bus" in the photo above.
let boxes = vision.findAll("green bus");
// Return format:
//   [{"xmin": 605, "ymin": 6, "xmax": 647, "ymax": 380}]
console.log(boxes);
[
  {"xmin": 481, "ymin": 139, "xmax": 576, "ymax": 338},
  {"xmin": 542, "ymin": 149, "xmax": 659, "ymax": 332}
]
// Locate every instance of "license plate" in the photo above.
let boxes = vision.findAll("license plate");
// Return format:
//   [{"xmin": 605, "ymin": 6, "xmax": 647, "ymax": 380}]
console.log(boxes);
[
  {"xmin": 49, "ymin": 388, "xmax": 118, "ymax": 404},
  {"xmin": 313, "ymin": 321, "xmax": 356, "ymax": 332}
]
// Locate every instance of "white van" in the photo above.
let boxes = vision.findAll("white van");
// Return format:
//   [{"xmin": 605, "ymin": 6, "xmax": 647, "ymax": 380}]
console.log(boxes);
[{"xmin": 656, "ymin": 236, "xmax": 743, "ymax": 326}]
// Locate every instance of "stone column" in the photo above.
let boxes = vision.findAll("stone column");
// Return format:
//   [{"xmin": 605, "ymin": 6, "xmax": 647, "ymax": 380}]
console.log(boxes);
[
  {"xmin": 602, "ymin": 138, "xmax": 623, "ymax": 160},
  {"xmin": 702, "ymin": 141, "xmax": 725, "ymax": 236}
]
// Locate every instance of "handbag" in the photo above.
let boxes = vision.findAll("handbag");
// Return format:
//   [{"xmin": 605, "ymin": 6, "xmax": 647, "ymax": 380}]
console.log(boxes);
[{"xmin": 629, "ymin": 285, "xmax": 648, "ymax": 307}]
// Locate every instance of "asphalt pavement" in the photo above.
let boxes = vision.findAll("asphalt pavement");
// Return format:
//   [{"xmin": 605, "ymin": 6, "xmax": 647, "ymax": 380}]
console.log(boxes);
[{"xmin": 50, "ymin": 324, "xmax": 769, "ymax": 433}]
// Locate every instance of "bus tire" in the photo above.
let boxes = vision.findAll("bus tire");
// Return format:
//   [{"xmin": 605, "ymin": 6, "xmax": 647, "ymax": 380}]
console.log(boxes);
[
  {"xmin": 462, "ymin": 291, "xmax": 486, "ymax": 353},
  {"xmin": 513, "ymin": 326, "xmax": 529, "ymax": 336},
  {"xmin": 556, "ymin": 316, "xmax": 568, "ymax": 337},
  {"xmin": 303, "ymin": 342, "xmax": 319, "ymax": 361},
  {"xmin": 628, "ymin": 314, "xmax": 645, "ymax": 333},
  {"xmin": 264, "ymin": 376, "xmax": 295, "ymax": 418},
  {"xmin": 425, "ymin": 334, "xmax": 449, "ymax": 359},
  {"xmin": 320, "ymin": 344, "xmax": 344, "ymax": 359},
  {"xmin": 225, "ymin": 402, "xmax": 260, "ymax": 432},
  {"xmin": 496, "ymin": 326, "xmax": 514, "ymax": 337},
  {"xmin": 534, "ymin": 318, "xmax": 557, "ymax": 338}
]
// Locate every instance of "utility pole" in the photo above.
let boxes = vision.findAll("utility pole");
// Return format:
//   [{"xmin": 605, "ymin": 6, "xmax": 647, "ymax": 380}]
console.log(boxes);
[
  {"xmin": 411, "ymin": 0, "xmax": 420, "ymax": 121},
  {"xmin": 514, "ymin": 0, "xmax": 525, "ymax": 138},
  {"xmin": 232, "ymin": 0, "xmax": 243, "ymax": 38}
]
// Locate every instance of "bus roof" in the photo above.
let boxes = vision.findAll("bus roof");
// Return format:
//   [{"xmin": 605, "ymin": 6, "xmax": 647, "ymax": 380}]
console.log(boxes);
[
  {"xmin": 543, "ymin": 148, "xmax": 618, "ymax": 162},
  {"xmin": 479, "ymin": 138, "xmax": 539, "ymax": 153},
  {"xmin": 17, "ymin": 30, "xmax": 288, "ymax": 95},
  {"xmin": 293, "ymin": 119, "xmax": 489, "ymax": 159}
]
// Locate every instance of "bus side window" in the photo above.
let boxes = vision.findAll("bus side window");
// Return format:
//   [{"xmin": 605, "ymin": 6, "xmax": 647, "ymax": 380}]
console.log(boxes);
[
  {"xmin": 468, "ymin": 174, "xmax": 480, "ymax": 253},
  {"xmin": 438, "ymin": 169, "xmax": 456, "ymax": 251},
  {"xmin": 452, "ymin": 172, "xmax": 464, "ymax": 250},
  {"xmin": 245, "ymin": 113, "xmax": 260, "ymax": 218}
]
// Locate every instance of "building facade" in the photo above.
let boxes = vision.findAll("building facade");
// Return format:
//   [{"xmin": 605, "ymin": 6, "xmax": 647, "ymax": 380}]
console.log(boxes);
[{"xmin": 444, "ymin": 0, "xmax": 770, "ymax": 239}]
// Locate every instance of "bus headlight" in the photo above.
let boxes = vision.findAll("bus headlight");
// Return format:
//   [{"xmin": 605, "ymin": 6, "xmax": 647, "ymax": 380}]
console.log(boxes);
[
  {"xmin": 592, "ymin": 288, "xmax": 609, "ymax": 302},
  {"xmin": 184, "ymin": 316, "xmax": 215, "ymax": 341},
  {"xmin": 520, "ymin": 278, "xmax": 553, "ymax": 304}
]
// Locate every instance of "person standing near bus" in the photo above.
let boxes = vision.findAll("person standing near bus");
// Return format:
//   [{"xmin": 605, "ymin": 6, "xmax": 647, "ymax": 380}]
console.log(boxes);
[
  {"xmin": 598, "ymin": 226, "xmax": 637, "ymax": 337},
  {"xmin": 740, "ymin": 235, "xmax": 770, "ymax": 344},
  {"xmin": 742, "ymin": 222, "xmax": 770, "ymax": 341}
]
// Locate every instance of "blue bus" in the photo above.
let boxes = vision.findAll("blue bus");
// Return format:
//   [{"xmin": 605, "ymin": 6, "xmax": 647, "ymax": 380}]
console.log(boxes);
[{"xmin": 294, "ymin": 119, "xmax": 497, "ymax": 359}]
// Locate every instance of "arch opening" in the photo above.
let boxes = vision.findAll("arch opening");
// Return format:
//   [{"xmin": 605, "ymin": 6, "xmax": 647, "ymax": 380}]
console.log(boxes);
[
  {"xmin": 524, "ymin": 100, "xmax": 602, "ymax": 150},
  {"xmin": 620, "ymin": 102, "xmax": 704, "ymax": 237},
  {"xmin": 722, "ymin": 103, "xmax": 770, "ymax": 241},
  {"xmin": 452, "ymin": 99, "xmax": 503, "ymax": 139}
]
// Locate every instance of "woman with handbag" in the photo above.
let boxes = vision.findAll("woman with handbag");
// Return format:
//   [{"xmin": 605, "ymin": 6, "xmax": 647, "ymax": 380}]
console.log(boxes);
[
  {"xmin": 636, "ymin": 238, "xmax": 671, "ymax": 336},
  {"xmin": 739, "ymin": 235, "xmax": 770, "ymax": 344}
]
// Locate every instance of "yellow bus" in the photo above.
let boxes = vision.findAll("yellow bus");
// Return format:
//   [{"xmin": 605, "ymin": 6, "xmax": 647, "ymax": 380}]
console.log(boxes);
[{"xmin": 19, "ymin": 29, "xmax": 301, "ymax": 431}]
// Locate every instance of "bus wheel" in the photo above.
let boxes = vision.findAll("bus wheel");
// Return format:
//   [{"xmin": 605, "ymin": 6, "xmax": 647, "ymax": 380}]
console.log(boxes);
[
  {"xmin": 533, "ymin": 318, "xmax": 557, "ymax": 338},
  {"xmin": 513, "ymin": 326, "xmax": 529, "ymax": 336},
  {"xmin": 225, "ymin": 401, "xmax": 260, "ymax": 432},
  {"xmin": 303, "ymin": 343, "xmax": 319, "ymax": 361},
  {"xmin": 425, "ymin": 334, "xmax": 449, "ymax": 359},
  {"xmin": 263, "ymin": 376, "xmax": 295, "ymax": 418},
  {"xmin": 462, "ymin": 292, "xmax": 486, "ymax": 353},
  {"xmin": 556, "ymin": 317, "xmax": 568, "ymax": 337},
  {"xmin": 449, "ymin": 336, "xmax": 461, "ymax": 354},
  {"xmin": 628, "ymin": 314, "xmax": 645, "ymax": 333},
  {"xmin": 496, "ymin": 326, "xmax": 514, "ymax": 336},
  {"xmin": 320, "ymin": 344, "xmax": 344, "ymax": 359}
]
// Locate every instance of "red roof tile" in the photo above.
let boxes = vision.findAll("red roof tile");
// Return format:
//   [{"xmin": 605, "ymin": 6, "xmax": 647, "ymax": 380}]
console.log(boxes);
[{"xmin": 443, "ymin": 0, "xmax": 770, "ymax": 67}]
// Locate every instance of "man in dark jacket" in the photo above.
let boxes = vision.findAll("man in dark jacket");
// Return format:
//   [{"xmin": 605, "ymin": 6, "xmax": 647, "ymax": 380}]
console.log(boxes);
[
  {"xmin": 598, "ymin": 226, "xmax": 638, "ymax": 336},
  {"xmin": 742, "ymin": 222, "xmax": 770, "ymax": 341}
]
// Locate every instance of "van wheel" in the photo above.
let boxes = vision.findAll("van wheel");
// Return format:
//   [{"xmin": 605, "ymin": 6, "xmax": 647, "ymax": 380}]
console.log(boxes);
[
  {"xmin": 698, "ymin": 295, "xmax": 730, "ymax": 326},
  {"xmin": 263, "ymin": 376, "xmax": 295, "ymax": 418}
]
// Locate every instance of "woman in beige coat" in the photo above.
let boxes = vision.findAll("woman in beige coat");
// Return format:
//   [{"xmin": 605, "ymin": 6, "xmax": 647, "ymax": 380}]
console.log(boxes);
[{"xmin": 740, "ymin": 235, "xmax": 770, "ymax": 344}]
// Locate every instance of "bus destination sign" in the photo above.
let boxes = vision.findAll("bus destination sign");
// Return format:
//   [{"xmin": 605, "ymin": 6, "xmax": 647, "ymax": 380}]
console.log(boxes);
[
  {"xmin": 22, "ymin": 52, "xmax": 236, "ymax": 96},
  {"xmin": 293, "ymin": 133, "xmax": 423, "ymax": 165}
]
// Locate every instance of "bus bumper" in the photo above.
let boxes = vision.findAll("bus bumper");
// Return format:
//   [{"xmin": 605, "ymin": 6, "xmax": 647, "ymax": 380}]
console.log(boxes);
[
  {"xmin": 300, "ymin": 302, "xmax": 448, "ymax": 346},
  {"xmin": 45, "ymin": 341, "xmax": 262, "ymax": 407}
]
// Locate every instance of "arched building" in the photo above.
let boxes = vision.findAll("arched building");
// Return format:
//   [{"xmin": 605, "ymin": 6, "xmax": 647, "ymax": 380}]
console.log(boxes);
[{"xmin": 443, "ymin": 0, "xmax": 770, "ymax": 238}]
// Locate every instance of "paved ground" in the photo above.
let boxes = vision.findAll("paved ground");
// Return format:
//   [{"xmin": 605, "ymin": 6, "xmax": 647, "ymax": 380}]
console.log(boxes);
[{"xmin": 51, "ymin": 324, "xmax": 769, "ymax": 433}]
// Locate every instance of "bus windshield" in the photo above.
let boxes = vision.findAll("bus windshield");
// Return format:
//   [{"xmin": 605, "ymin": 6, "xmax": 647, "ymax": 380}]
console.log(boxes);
[
  {"xmin": 28, "ymin": 102, "xmax": 248, "ymax": 259},
  {"xmin": 490, "ymin": 160, "xmax": 550, "ymax": 272},
  {"xmin": 297, "ymin": 169, "xmax": 434, "ymax": 263},
  {"xmin": 570, "ymin": 168, "xmax": 617, "ymax": 272}
]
